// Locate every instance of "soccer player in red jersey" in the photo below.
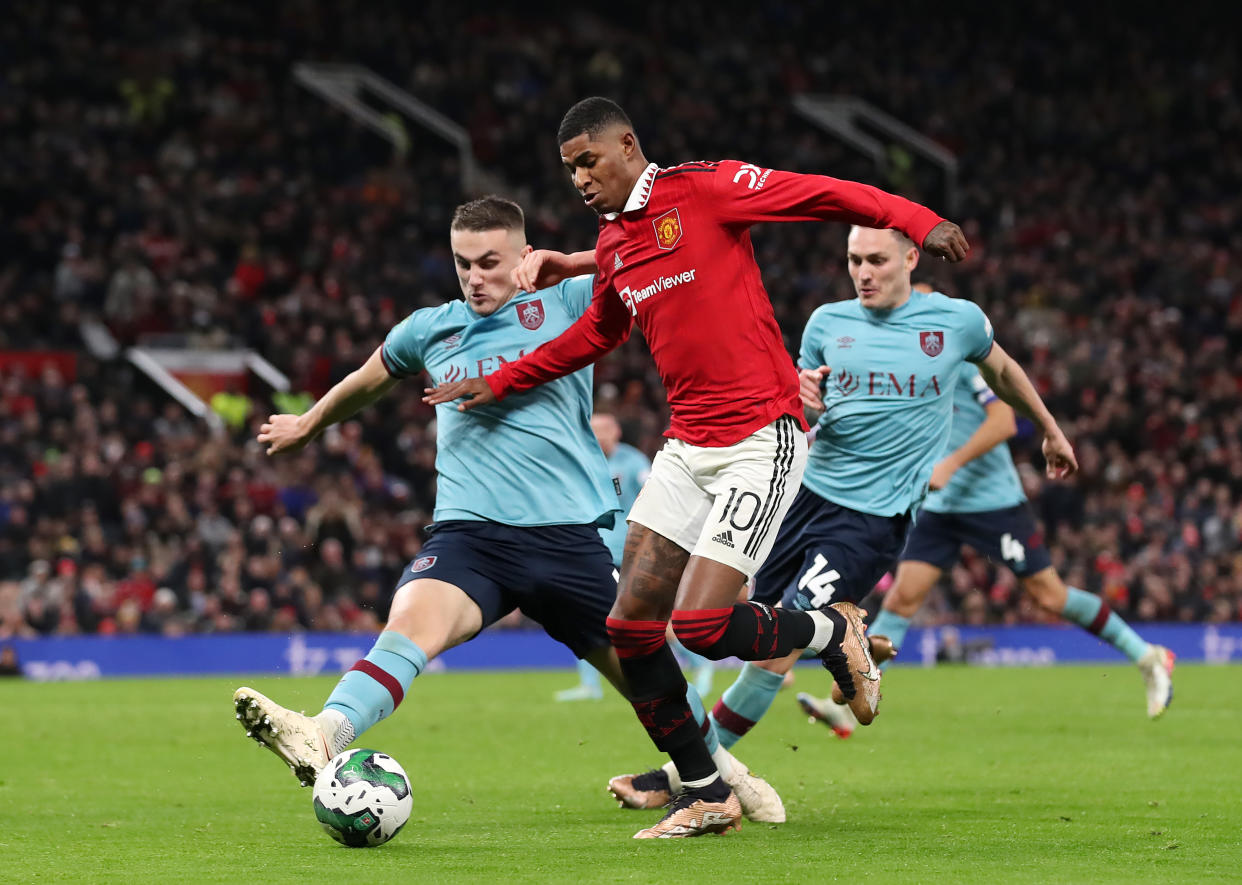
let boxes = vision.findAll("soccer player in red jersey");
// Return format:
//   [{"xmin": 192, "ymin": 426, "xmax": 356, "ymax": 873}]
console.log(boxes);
[{"xmin": 427, "ymin": 97, "xmax": 970, "ymax": 837}]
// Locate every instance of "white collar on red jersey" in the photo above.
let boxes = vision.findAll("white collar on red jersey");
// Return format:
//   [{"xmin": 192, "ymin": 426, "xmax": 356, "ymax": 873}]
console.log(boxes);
[{"xmin": 602, "ymin": 163, "xmax": 659, "ymax": 221}]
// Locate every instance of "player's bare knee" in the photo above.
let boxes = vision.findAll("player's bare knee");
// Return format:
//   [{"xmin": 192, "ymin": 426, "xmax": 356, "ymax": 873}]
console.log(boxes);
[
  {"xmin": 675, "ymin": 554, "xmax": 748, "ymax": 612},
  {"xmin": 610, "ymin": 579, "xmax": 674, "ymax": 622},
  {"xmin": 1023, "ymin": 568, "xmax": 1066, "ymax": 611},
  {"xmin": 386, "ymin": 579, "xmax": 482, "ymax": 657},
  {"xmin": 883, "ymin": 589, "xmax": 922, "ymax": 619}
]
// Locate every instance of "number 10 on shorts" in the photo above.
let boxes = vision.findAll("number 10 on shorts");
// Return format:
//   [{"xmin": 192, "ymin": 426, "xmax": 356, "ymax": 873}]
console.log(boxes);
[{"xmin": 798, "ymin": 553, "xmax": 841, "ymax": 608}]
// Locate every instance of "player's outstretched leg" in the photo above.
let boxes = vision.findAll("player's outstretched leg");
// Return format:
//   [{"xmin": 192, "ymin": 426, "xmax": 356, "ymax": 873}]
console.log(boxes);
[
  {"xmin": 1027, "ymin": 569, "xmax": 1174, "ymax": 718},
  {"xmin": 234, "ymin": 629, "xmax": 427, "ymax": 786},
  {"xmin": 556, "ymin": 658, "xmax": 604, "ymax": 702},
  {"xmin": 234, "ymin": 577, "xmax": 473, "ymax": 785}
]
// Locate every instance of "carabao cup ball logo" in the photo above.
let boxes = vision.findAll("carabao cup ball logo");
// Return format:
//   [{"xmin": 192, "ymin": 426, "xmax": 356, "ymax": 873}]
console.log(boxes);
[{"xmin": 653, "ymin": 208, "xmax": 683, "ymax": 250}]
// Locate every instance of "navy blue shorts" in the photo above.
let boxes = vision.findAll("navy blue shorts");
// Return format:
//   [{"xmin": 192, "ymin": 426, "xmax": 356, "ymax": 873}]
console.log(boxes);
[
  {"xmin": 397, "ymin": 521, "xmax": 617, "ymax": 659},
  {"xmin": 751, "ymin": 485, "xmax": 910, "ymax": 612},
  {"xmin": 900, "ymin": 503, "xmax": 1052, "ymax": 578}
]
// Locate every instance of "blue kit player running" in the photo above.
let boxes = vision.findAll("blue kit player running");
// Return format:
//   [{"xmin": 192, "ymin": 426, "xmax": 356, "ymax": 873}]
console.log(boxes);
[
  {"xmin": 232, "ymin": 197, "xmax": 778, "ymax": 827},
  {"xmin": 799, "ymin": 360, "xmax": 1174, "ymax": 734},
  {"xmin": 703, "ymin": 226, "xmax": 1081, "ymax": 752}
]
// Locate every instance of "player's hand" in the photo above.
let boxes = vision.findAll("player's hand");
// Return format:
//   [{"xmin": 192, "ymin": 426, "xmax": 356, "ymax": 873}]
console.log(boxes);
[
  {"xmin": 258, "ymin": 414, "xmax": 311, "ymax": 456},
  {"xmin": 922, "ymin": 221, "xmax": 970, "ymax": 263},
  {"xmin": 512, "ymin": 250, "xmax": 571, "ymax": 293},
  {"xmin": 928, "ymin": 457, "xmax": 959, "ymax": 491},
  {"xmin": 1042, "ymin": 430, "xmax": 1078, "ymax": 479},
  {"xmin": 423, "ymin": 376, "xmax": 496, "ymax": 412},
  {"xmin": 798, "ymin": 365, "xmax": 830, "ymax": 411}
]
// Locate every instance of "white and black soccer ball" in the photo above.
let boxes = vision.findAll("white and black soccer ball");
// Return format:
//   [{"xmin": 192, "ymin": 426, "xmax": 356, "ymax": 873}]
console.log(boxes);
[{"xmin": 312, "ymin": 749, "xmax": 413, "ymax": 847}]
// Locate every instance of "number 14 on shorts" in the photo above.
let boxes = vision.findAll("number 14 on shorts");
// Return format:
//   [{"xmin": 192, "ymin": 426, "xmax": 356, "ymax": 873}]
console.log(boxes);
[{"xmin": 798, "ymin": 554, "xmax": 841, "ymax": 608}]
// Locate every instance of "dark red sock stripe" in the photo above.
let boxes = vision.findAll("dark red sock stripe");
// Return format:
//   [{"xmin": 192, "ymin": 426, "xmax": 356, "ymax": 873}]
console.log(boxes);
[
  {"xmin": 1087, "ymin": 601, "xmax": 1112, "ymax": 636},
  {"xmin": 351, "ymin": 659, "xmax": 405, "ymax": 709},
  {"xmin": 711, "ymin": 699, "xmax": 756, "ymax": 737},
  {"xmin": 671, "ymin": 608, "xmax": 732, "ymax": 647},
  {"xmin": 606, "ymin": 617, "xmax": 668, "ymax": 659}
]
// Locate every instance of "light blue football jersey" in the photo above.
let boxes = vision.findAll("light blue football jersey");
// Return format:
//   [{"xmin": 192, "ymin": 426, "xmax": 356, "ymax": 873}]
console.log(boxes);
[
  {"xmin": 923, "ymin": 364, "xmax": 1026, "ymax": 513},
  {"xmin": 800, "ymin": 289, "xmax": 994, "ymax": 517},
  {"xmin": 381, "ymin": 276, "xmax": 619, "ymax": 528},
  {"xmin": 597, "ymin": 442, "xmax": 651, "ymax": 566}
]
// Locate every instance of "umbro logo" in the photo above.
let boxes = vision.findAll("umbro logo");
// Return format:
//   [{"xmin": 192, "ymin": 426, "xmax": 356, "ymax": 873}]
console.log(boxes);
[
  {"xmin": 711, "ymin": 530, "xmax": 735, "ymax": 548},
  {"xmin": 837, "ymin": 336, "xmax": 854, "ymax": 349},
  {"xmin": 614, "ymin": 252, "xmax": 624, "ymax": 270}
]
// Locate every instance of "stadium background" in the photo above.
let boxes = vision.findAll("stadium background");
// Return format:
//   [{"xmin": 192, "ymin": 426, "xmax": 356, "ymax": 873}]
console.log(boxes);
[{"xmin": 2, "ymin": 0, "xmax": 1240, "ymax": 662}]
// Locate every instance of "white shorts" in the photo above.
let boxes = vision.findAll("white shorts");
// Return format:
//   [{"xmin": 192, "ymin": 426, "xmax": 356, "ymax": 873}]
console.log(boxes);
[{"xmin": 627, "ymin": 416, "xmax": 808, "ymax": 579}]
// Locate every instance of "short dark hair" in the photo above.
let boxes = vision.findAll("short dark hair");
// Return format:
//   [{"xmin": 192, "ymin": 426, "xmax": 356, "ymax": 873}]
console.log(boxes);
[
  {"xmin": 557, "ymin": 97, "xmax": 633, "ymax": 147},
  {"xmin": 450, "ymin": 195, "xmax": 525, "ymax": 233}
]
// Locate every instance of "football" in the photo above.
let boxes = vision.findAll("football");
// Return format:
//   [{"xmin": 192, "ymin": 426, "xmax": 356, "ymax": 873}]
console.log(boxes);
[{"xmin": 312, "ymin": 749, "xmax": 413, "ymax": 847}]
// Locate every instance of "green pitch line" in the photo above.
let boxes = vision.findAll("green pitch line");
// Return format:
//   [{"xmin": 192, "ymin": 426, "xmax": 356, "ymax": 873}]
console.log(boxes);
[{"xmin": 1, "ymin": 665, "xmax": 1239, "ymax": 884}]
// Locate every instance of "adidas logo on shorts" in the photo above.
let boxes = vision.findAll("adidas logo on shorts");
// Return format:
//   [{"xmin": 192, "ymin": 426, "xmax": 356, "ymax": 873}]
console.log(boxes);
[{"xmin": 711, "ymin": 529, "xmax": 735, "ymax": 548}]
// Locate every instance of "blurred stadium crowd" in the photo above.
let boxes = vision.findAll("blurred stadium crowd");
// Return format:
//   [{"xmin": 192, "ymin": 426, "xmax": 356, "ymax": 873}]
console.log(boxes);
[{"xmin": 2, "ymin": 1, "xmax": 1240, "ymax": 637}]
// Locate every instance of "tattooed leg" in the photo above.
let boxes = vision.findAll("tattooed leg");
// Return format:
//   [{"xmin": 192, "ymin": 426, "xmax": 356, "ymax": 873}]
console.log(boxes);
[{"xmin": 605, "ymin": 525, "xmax": 720, "ymax": 786}]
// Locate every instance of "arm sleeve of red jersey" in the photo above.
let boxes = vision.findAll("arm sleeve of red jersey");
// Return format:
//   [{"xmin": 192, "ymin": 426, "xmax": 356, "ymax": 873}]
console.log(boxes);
[
  {"xmin": 486, "ymin": 280, "xmax": 633, "ymax": 399},
  {"xmin": 711, "ymin": 161, "xmax": 945, "ymax": 247}
]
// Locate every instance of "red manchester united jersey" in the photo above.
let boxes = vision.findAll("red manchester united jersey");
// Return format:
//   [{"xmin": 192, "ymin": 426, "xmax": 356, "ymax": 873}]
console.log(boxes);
[{"xmin": 489, "ymin": 160, "xmax": 945, "ymax": 447}]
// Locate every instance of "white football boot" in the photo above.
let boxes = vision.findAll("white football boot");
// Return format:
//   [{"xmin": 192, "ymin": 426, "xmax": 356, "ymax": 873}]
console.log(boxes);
[
  {"xmin": 1137, "ymin": 645, "xmax": 1175, "ymax": 718},
  {"xmin": 233, "ymin": 686, "xmax": 340, "ymax": 786},
  {"xmin": 713, "ymin": 746, "xmax": 786, "ymax": 824},
  {"xmin": 796, "ymin": 692, "xmax": 859, "ymax": 738}
]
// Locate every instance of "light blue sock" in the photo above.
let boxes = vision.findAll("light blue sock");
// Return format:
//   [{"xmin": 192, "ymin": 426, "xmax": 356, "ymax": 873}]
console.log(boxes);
[
  {"xmin": 325, "ymin": 631, "xmax": 428, "ymax": 737},
  {"xmin": 685, "ymin": 682, "xmax": 720, "ymax": 755},
  {"xmin": 1061, "ymin": 586, "xmax": 1147, "ymax": 663},
  {"xmin": 709, "ymin": 662, "xmax": 785, "ymax": 750},
  {"xmin": 870, "ymin": 609, "xmax": 911, "ymax": 671},
  {"xmin": 576, "ymin": 658, "xmax": 601, "ymax": 690}
]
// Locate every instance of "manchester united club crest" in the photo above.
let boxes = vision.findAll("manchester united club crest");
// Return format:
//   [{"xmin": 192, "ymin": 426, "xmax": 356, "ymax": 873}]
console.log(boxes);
[
  {"xmin": 652, "ymin": 208, "xmax": 683, "ymax": 250},
  {"xmin": 517, "ymin": 299, "xmax": 545, "ymax": 330},
  {"xmin": 919, "ymin": 330, "xmax": 944, "ymax": 357},
  {"xmin": 410, "ymin": 555, "xmax": 437, "ymax": 573}
]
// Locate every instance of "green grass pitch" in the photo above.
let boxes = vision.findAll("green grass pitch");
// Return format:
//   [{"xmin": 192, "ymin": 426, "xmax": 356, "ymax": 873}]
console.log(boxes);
[{"xmin": 2, "ymin": 664, "xmax": 1239, "ymax": 883}]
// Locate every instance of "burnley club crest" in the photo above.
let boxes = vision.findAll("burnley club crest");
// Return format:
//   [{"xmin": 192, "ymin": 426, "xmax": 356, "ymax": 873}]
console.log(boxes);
[
  {"xmin": 517, "ymin": 299, "xmax": 545, "ymax": 330},
  {"xmin": 919, "ymin": 330, "xmax": 944, "ymax": 357}
]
